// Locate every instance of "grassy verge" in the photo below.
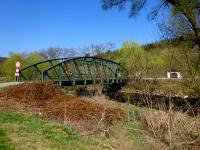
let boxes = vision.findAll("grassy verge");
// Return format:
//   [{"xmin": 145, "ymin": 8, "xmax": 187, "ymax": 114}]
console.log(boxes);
[{"xmin": 0, "ymin": 109, "xmax": 109, "ymax": 150}]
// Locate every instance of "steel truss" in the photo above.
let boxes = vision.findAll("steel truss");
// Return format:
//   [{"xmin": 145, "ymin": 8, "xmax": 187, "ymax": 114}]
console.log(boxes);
[{"xmin": 19, "ymin": 57, "xmax": 128, "ymax": 86}]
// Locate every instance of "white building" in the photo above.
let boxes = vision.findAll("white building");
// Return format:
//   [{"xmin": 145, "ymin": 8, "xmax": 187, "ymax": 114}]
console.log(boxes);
[{"xmin": 167, "ymin": 70, "xmax": 182, "ymax": 79}]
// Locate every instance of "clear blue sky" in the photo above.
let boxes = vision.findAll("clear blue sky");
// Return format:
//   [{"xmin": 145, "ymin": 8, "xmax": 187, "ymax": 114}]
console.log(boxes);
[{"xmin": 0, "ymin": 0, "xmax": 160, "ymax": 57}]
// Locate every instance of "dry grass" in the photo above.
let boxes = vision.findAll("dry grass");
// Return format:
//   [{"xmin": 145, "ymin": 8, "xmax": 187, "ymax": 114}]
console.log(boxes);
[
  {"xmin": 124, "ymin": 79, "xmax": 184, "ymax": 96},
  {"xmin": 2, "ymin": 82, "xmax": 199, "ymax": 149},
  {"xmin": 4, "ymin": 82, "xmax": 65, "ymax": 101},
  {"xmin": 140, "ymin": 110, "xmax": 200, "ymax": 149},
  {"xmin": 121, "ymin": 77, "xmax": 200, "ymax": 149},
  {"xmin": 0, "ymin": 82, "xmax": 125, "ymax": 137}
]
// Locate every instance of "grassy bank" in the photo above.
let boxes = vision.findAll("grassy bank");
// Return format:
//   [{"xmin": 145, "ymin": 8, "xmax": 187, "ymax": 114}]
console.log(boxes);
[
  {"xmin": 1, "ymin": 82, "xmax": 199, "ymax": 150},
  {"xmin": 0, "ymin": 109, "xmax": 109, "ymax": 150}
]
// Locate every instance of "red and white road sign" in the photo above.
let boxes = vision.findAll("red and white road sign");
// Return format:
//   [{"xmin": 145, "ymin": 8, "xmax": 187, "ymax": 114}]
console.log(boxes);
[
  {"xmin": 16, "ymin": 61, "xmax": 21, "ymax": 68},
  {"xmin": 16, "ymin": 68, "xmax": 20, "ymax": 73},
  {"xmin": 15, "ymin": 73, "xmax": 19, "ymax": 77}
]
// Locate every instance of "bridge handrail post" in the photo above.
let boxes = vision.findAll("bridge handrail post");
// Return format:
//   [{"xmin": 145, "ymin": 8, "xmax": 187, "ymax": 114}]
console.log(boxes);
[
  {"xmin": 84, "ymin": 59, "xmax": 87, "ymax": 85},
  {"xmin": 116, "ymin": 68, "xmax": 119, "ymax": 83},
  {"xmin": 42, "ymin": 71, "xmax": 45, "ymax": 82},
  {"xmin": 72, "ymin": 61, "xmax": 76, "ymax": 86},
  {"xmin": 93, "ymin": 58, "xmax": 96, "ymax": 84},
  {"xmin": 33, "ymin": 65, "xmax": 37, "ymax": 80},
  {"xmin": 100, "ymin": 60, "xmax": 103, "ymax": 84},
  {"xmin": 106, "ymin": 62, "xmax": 109, "ymax": 84},
  {"xmin": 112, "ymin": 64, "xmax": 116, "ymax": 83},
  {"xmin": 59, "ymin": 65, "xmax": 63, "ymax": 87}
]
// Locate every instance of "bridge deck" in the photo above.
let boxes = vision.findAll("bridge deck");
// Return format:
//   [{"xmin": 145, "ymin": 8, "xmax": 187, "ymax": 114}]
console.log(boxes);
[{"xmin": 54, "ymin": 79, "xmax": 127, "ymax": 86}]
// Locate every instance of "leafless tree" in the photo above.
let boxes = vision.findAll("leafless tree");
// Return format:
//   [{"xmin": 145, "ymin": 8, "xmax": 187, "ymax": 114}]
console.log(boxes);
[
  {"xmin": 102, "ymin": 0, "xmax": 200, "ymax": 60},
  {"xmin": 38, "ymin": 47, "xmax": 61, "ymax": 59}
]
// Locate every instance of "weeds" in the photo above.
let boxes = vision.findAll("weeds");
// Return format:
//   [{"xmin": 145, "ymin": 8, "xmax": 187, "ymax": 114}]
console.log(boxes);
[{"xmin": 140, "ymin": 110, "xmax": 200, "ymax": 149}]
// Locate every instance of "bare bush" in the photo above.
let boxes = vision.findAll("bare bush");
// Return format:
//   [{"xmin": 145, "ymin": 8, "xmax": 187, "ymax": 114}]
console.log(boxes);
[{"xmin": 140, "ymin": 110, "xmax": 200, "ymax": 149}]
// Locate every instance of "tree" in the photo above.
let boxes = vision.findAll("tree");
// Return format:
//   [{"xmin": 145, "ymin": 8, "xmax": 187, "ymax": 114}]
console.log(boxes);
[
  {"xmin": 118, "ymin": 41, "xmax": 146, "ymax": 78},
  {"xmin": 60, "ymin": 48, "xmax": 76, "ymax": 57},
  {"xmin": 38, "ymin": 47, "xmax": 78, "ymax": 59},
  {"xmin": 26, "ymin": 53, "xmax": 44, "ymax": 66},
  {"xmin": 0, "ymin": 56, "xmax": 7, "ymax": 77},
  {"xmin": 84, "ymin": 43, "xmax": 106, "ymax": 57},
  {"xmin": 38, "ymin": 47, "xmax": 61, "ymax": 59},
  {"xmin": 102, "ymin": 0, "xmax": 200, "ymax": 59},
  {"xmin": 4, "ymin": 52, "xmax": 45, "ymax": 81},
  {"xmin": 4, "ymin": 53, "xmax": 27, "ymax": 80},
  {"xmin": 106, "ymin": 42, "xmax": 116, "ymax": 51}
]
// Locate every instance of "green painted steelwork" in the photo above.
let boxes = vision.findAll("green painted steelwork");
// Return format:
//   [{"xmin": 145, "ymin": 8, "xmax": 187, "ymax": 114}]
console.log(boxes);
[
  {"xmin": 19, "ymin": 57, "xmax": 128, "ymax": 86},
  {"xmin": 19, "ymin": 57, "xmax": 72, "ymax": 80}
]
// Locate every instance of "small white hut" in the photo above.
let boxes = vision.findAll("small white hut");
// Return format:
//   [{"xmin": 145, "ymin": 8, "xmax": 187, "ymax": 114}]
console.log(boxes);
[{"xmin": 167, "ymin": 69, "xmax": 182, "ymax": 79}]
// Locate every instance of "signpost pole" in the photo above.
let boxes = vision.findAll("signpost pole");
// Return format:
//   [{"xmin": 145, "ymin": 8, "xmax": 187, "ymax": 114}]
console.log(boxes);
[{"xmin": 15, "ymin": 61, "xmax": 21, "ymax": 82}]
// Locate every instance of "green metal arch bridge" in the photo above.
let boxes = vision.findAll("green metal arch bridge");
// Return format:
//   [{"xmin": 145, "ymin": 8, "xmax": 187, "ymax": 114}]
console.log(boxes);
[{"xmin": 19, "ymin": 57, "xmax": 128, "ymax": 86}]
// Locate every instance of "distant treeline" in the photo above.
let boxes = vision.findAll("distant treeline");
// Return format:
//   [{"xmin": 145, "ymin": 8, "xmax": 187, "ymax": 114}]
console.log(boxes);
[{"xmin": 0, "ymin": 57, "xmax": 7, "ymax": 63}]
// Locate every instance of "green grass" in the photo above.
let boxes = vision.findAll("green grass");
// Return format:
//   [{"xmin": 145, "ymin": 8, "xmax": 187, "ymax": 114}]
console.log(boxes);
[
  {"xmin": 120, "ymin": 104, "xmax": 147, "ymax": 150},
  {"xmin": 0, "ymin": 109, "xmax": 109, "ymax": 150},
  {"xmin": 0, "ymin": 129, "xmax": 15, "ymax": 150},
  {"xmin": 124, "ymin": 122, "xmax": 146, "ymax": 150}
]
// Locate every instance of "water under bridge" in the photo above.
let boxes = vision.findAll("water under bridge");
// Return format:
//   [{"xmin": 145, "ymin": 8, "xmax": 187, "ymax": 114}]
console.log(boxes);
[{"xmin": 19, "ymin": 57, "xmax": 128, "ymax": 86}]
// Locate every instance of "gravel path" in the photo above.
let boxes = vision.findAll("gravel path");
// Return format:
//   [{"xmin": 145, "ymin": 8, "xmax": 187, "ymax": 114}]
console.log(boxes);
[{"xmin": 0, "ymin": 82, "xmax": 22, "ymax": 88}]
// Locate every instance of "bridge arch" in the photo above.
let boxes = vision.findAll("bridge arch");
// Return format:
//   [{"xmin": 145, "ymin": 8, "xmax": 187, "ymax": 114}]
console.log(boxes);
[
  {"xmin": 19, "ymin": 57, "xmax": 128, "ymax": 86},
  {"xmin": 19, "ymin": 57, "xmax": 72, "ymax": 80}
]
